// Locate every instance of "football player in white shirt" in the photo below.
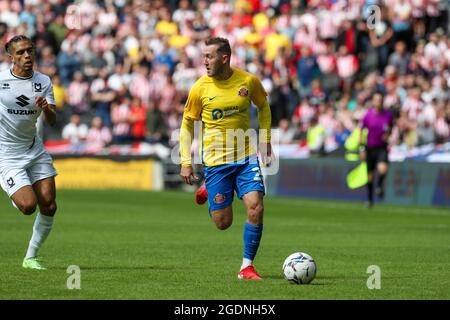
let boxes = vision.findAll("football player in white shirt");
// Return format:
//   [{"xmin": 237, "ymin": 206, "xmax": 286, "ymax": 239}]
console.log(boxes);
[{"xmin": 0, "ymin": 35, "xmax": 58, "ymax": 270}]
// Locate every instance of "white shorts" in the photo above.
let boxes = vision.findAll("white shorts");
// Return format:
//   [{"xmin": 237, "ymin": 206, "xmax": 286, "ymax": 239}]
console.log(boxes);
[{"xmin": 0, "ymin": 140, "xmax": 58, "ymax": 197}]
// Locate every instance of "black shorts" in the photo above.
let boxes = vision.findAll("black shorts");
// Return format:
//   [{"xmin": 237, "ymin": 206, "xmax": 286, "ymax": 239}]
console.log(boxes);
[{"xmin": 366, "ymin": 146, "xmax": 388, "ymax": 172}]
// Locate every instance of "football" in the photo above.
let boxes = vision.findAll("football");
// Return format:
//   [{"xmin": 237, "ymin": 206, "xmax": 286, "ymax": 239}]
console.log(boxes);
[{"xmin": 282, "ymin": 252, "xmax": 317, "ymax": 284}]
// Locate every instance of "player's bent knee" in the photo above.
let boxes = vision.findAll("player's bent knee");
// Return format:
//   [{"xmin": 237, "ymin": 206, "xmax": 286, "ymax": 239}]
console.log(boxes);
[
  {"xmin": 41, "ymin": 201, "xmax": 57, "ymax": 216},
  {"xmin": 215, "ymin": 220, "xmax": 232, "ymax": 230},
  {"xmin": 213, "ymin": 215, "xmax": 233, "ymax": 230},
  {"xmin": 216, "ymin": 221, "xmax": 233, "ymax": 230},
  {"xmin": 19, "ymin": 202, "xmax": 37, "ymax": 215}
]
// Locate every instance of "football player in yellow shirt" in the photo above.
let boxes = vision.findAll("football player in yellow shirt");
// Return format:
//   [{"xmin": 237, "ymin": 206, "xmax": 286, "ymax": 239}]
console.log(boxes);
[{"xmin": 179, "ymin": 37, "xmax": 272, "ymax": 280}]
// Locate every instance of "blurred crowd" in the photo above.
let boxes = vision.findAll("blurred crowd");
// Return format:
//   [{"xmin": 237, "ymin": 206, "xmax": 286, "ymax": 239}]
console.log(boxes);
[{"xmin": 0, "ymin": 0, "xmax": 449, "ymax": 155}]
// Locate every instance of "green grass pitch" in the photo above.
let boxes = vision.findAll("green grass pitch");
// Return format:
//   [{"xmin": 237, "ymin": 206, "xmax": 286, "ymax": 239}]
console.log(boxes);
[{"xmin": 1, "ymin": 189, "xmax": 449, "ymax": 299}]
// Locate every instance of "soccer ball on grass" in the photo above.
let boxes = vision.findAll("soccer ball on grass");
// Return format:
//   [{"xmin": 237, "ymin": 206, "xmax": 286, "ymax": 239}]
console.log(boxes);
[{"xmin": 282, "ymin": 252, "xmax": 316, "ymax": 284}]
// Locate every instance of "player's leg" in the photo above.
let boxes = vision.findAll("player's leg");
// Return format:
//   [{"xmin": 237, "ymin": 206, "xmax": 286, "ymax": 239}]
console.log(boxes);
[
  {"xmin": 22, "ymin": 149, "xmax": 58, "ymax": 269},
  {"xmin": 239, "ymin": 191, "xmax": 264, "ymax": 279},
  {"xmin": 1, "ymin": 167, "xmax": 38, "ymax": 214},
  {"xmin": 204, "ymin": 164, "xmax": 235, "ymax": 230},
  {"xmin": 10, "ymin": 186, "xmax": 38, "ymax": 215},
  {"xmin": 375, "ymin": 148, "xmax": 389, "ymax": 200},
  {"xmin": 236, "ymin": 157, "xmax": 265, "ymax": 279},
  {"xmin": 33, "ymin": 176, "xmax": 57, "ymax": 216},
  {"xmin": 366, "ymin": 148, "xmax": 376, "ymax": 207},
  {"xmin": 22, "ymin": 177, "xmax": 57, "ymax": 269},
  {"xmin": 194, "ymin": 167, "xmax": 208, "ymax": 205},
  {"xmin": 195, "ymin": 182, "xmax": 208, "ymax": 205},
  {"xmin": 210, "ymin": 206, "xmax": 233, "ymax": 230},
  {"xmin": 0, "ymin": 169, "xmax": 48, "ymax": 269}
]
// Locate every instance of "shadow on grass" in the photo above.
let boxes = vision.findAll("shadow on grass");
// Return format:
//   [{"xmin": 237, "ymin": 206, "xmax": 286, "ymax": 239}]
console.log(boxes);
[{"xmin": 263, "ymin": 274, "xmax": 326, "ymax": 285}]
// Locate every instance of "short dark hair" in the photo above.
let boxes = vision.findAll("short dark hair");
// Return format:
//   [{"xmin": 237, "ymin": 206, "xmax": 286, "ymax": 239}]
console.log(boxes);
[
  {"xmin": 5, "ymin": 35, "xmax": 33, "ymax": 54},
  {"xmin": 205, "ymin": 37, "xmax": 231, "ymax": 56}
]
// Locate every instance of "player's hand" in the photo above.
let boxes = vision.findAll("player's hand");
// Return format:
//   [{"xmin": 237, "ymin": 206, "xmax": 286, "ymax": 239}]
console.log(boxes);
[
  {"xmin": 260, "ymin": 142, "xmax": 273, "ymax": 166},
  {"xmin": 180, "ymin": 165, "xmax": 198, "ymax": 185},
  {"xmin": 35, "ymin": 96, "xmax": 50, "ymax": 111}
]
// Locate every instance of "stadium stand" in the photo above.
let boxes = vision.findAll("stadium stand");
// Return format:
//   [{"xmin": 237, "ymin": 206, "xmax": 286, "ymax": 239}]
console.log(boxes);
[{"xmin": 0, "ymin": 0, "xmax": 448, "ymax": 165}]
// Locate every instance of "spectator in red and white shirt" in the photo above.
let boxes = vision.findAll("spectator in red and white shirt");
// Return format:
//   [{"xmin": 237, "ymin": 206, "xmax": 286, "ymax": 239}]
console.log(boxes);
[
  {"xmin": 129, "ymin": 64, "xmax": 152, "ymax": 104},
  {"xmin": 67, "ymin": 71, "xmax": 90, "ymax": 114},
  {"xmin": 86, "ymin": 116, "xmax": 112, "ymax": 152},
  {"xmin": 402, "ymin": 87, "xmax": 425, "ymax": 121},
  {"xmin": 111, "ymin": 97, "xmax": 132, "ymax": 144},
  {"xmin": 337, "ymin": 45, "xmax": 359, "ymax": 91}
]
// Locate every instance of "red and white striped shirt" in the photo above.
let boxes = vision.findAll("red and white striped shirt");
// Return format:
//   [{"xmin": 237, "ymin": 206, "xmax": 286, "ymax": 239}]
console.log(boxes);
[
  {"xmin": 129, "ymin": 73, "xmax": 151, "ymax": 104},
  {"xmin": 337, "ymin": 54, "xmax": 358, "ymax": 78},
  {"xmin": 111, "ymin": 103, "xmax": 131, "ymax": 136},
  {"xmin": 67, "ymin": 81, "xmax": 89, "ymax": 112}
]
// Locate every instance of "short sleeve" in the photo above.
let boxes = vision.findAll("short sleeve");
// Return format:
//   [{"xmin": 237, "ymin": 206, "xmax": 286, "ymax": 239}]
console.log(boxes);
[{"xmin": 45, "ymin": 78, "xmax": 56, "ymax": 105}]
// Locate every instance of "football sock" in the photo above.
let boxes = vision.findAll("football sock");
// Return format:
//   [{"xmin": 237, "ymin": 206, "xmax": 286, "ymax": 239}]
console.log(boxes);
[
  {"xmin": 25, "ymin": 213, "xmax": 54, "ymax": 259},
  {"xmin": 241, "ymin": 223, "xmax": 263, "ymax": 270},
  {"xmin": 241, "ymin": 258, "xmax": 253, "ymax": 270},
  {"xmin": 367, "ymin": 182, "xmax": 374, "ymax": 203}
]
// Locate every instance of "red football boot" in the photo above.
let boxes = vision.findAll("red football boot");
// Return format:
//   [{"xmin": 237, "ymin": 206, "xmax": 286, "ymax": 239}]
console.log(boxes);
[
  {"xmin": 195, "ymin": 183, "xmax": 208, "ymax": 205},
  {"xmin": 238, "ymin": 265, "xmax": 263, "ymax": 280}
]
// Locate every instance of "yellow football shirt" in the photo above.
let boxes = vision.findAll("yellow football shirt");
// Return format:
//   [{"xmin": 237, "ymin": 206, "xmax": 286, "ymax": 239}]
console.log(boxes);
[
  {"xmin": 264, "ymin": 32, "xmax": 290, "ymax": 62},
  {"xmin": 180, "ymin": 67, "xmax": 271, "ymax": 167}
]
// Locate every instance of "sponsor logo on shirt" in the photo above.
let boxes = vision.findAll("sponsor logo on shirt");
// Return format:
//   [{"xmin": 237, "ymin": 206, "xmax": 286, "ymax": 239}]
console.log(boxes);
[
  {"xmin": 7, "ymin": 109, "xmax": 37, "ymax": 115},
  {"xmin": 211, "ymin": 106, "xmax": 240, "ymax": 120},
  {"xmin": 15, "ymin": 95, "xmax": 30, "ymax": 107},
  {"xmin": 212, "ymin": 108, "xmax": 224, "ymax": 120},
  {"xmin": 1, "ymin": 83, "xmax": 10, "ymax": 90}
]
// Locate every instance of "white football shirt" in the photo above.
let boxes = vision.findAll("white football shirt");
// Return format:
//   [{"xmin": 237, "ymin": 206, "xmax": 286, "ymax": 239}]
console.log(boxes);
[{"xmin": 0, "ymin": 69, "xmax": 55, "ymax": 149}]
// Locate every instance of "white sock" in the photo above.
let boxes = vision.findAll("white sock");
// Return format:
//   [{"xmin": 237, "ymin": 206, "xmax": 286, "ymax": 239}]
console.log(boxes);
[
  {"xmin": 25, "ymin": 213, "xmax": 54, "ymax": 259},
  {"xmin": 241, "ymin": 258, "xmax": 253, "ymax": 271}
]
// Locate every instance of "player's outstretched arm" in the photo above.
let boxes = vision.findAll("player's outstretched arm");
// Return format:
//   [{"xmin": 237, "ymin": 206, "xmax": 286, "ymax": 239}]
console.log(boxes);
[{"xmin": 36, "ymin": 96, "xmax": 56, "ymax": 126}]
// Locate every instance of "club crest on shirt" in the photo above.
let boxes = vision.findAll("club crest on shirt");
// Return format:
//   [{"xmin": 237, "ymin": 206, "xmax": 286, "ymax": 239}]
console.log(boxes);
[
  {"xmin": 238, "ymin": 87, "xmax": 248, "ymax": 97},
  {"xmin": 33, "ymin": 83, "xmax": 42, "ymax": 92},
  {"xmin": 6, "ymin": 177, "xmax": 15, "ymax": 188},
  {"xmin": 214, "ymin": 193, "xmax": 225, "ymax": 204}
]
